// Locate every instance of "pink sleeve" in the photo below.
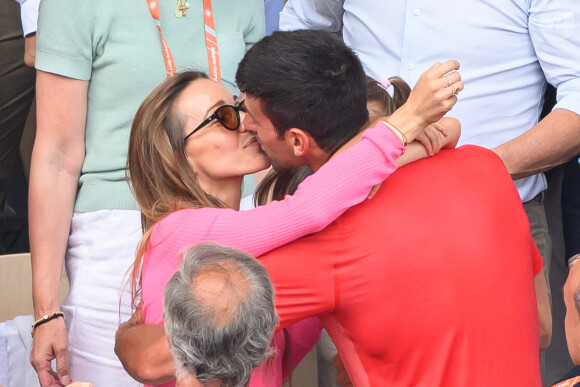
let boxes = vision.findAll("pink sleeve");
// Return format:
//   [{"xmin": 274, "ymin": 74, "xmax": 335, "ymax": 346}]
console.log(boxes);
[
  {"xmin": 151, "ymin": 121, "xmax": 403, "ymax": 257},
  {"xmin": 143, "ymin": 122, "xmax": 403, "ymax": 323},
  {"xmin": 282, "ymin": 317, "xmax": 323, "ymax": 380}
]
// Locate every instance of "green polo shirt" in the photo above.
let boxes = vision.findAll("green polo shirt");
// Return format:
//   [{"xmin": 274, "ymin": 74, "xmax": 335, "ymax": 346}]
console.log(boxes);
[{"xmin": 36, "ymin": 0, "xmax": 265, "ymax": 212}]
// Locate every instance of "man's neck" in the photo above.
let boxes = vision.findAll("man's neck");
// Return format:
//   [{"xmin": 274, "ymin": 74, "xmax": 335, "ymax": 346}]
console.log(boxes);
[
  {"xmin": 322, "ymin": 123, "xmax": 368, "ymax": 167},
  {"xmin": 306, "ymin": 152, "xmax": 331, "ymax": 172},
  {"xmin": 302, "ymin": 123, "xmax": 367, "ymax": 172}
]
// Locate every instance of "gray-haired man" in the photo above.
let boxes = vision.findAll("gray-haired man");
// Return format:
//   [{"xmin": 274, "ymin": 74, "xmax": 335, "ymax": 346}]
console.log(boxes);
[{"xmin": 163, "ymin": 243, "xmax": 277, "ymax": 387}]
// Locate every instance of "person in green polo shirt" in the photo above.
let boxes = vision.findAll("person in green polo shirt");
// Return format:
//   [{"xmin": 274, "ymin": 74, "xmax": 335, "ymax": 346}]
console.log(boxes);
[{"xmin": 28, "ymin": 1, "xmax": 265, "ymax": 385}]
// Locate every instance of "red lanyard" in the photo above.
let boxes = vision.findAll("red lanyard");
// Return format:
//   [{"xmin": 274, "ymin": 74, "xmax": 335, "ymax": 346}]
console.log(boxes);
[
  {"xmin": 202, "ymin": 0, "xmax": 221, "ymax": 83},
  {"xmin": 147, "ymin": 0, "xmax": 221, "ymax": 81}
]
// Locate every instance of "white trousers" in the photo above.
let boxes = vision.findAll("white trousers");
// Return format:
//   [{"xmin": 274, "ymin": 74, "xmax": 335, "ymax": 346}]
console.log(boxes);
[{"xmin": 62, "ymin": 209, "xmax": 142, "ymax": 386}]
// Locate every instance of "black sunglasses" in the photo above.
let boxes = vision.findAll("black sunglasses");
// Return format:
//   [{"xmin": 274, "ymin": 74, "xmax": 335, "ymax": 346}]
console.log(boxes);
[{"xmin": 184, "ymin": 100, "xmax": 246, "ymax": 141}]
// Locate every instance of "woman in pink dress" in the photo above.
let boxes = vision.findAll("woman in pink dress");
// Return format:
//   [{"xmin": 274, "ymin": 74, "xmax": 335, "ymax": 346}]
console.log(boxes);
[{"xmin": 115, "ymin": 69, "xmax": 460, "ymax": 386}]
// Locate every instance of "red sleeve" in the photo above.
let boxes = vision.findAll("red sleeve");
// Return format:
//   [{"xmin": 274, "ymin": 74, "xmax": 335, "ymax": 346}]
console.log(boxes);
[{"xmin": 257, "ymin": 231, "xmax": 337, "ymax": 330}]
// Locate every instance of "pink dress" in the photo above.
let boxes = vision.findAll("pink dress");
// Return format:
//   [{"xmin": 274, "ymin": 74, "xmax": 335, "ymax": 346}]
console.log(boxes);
[{"xmin": 141, "ymin": 122, "xmax": 404, "ymax": 386}]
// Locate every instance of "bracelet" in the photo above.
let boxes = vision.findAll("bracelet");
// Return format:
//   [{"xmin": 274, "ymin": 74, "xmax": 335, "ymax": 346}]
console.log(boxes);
[
  {"xmin": 381, "ymin": 120, "xmax": 408, "ymax": 147},
  {"xmin": 31, "ymin": 311, "xmax": 65, "ymax": 337}
]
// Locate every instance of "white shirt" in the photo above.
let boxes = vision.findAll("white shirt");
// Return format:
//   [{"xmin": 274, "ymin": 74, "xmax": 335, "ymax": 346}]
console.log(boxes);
[
  {"xmin": 13, "ymin": 0, "xmax": 40, "ymax": 37},
  {"xmin": 280, "ymin": 0, "xmax": 580, "ymax": 202}
]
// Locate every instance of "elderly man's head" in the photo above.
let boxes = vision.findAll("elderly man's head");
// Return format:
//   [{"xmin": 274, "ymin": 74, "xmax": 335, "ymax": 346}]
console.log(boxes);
[{"xmin": 164, "ymin": 243, "xmax": 278, "ymax": 387}]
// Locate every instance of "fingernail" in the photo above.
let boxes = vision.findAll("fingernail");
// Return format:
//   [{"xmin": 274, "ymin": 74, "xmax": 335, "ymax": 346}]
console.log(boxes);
[{"xmin": 61, "ymin": 374, "xmax": 70, "ymax": 384}]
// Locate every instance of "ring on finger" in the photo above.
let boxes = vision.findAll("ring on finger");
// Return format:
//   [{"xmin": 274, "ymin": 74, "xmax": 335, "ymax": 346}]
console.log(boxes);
[
  {"xmin": 446, "ymin": 76, "xmax": 452, "ymax": 86},
  {"xmin": 454, "ymin": 87, "xmax": 461, "ymax": 96}
]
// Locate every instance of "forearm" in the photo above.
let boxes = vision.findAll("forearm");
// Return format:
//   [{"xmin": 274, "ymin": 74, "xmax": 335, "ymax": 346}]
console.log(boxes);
[
  {"xmin": 29, "ymin": 156, "xmax": 78, "ymax": 317},
  {"xmin": 493, "ymin": 109, "xmax": 580, "ymax": 179},
  {"xmin": 115, "ymin": 324, "xmax": 175, "ymax": 384},
  {"xmin": 396, "ymin": 143, "xmax": 429, "ymax": 167},
  {"xmin": 535, "ymin": 269, "xmax": 552, "ymax": 351},
  {"xmin": 386, "ymin": 104, "xmax": 427, "ymax": 144},
  {"xmin": 438, "ymin": 117, "xmax": 461, "ymax": 148},
  {"xmin": 30, "ymin": 71, "xmax": 88, "ymax": 318},
  {"xmin": 396, "ymin": 117, "xmax": 461, "ymax": 167}
]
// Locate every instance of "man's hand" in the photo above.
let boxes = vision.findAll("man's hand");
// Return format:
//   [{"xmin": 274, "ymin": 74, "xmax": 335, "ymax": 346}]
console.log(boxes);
[
  {"xmin": 491, "ymin": 109, "xmax": 580, "ymax": 179},
  {"xmin": 31, "ymin": 317, "xmax": 70, "ymax": 387},
  {"xmin": 115, "ymin": 302, "xmax": 176, "ymax": 384},
  {"xmin": 123, "ymin": 302, "xmax": 144, "ymax": 328},
  {"xmin": 24, "ymin": 33, "xmax": 36, "ymax": 68},
  {"xmin": 115, "ymin": 301, "xmax": 145, "ymax": 350}
]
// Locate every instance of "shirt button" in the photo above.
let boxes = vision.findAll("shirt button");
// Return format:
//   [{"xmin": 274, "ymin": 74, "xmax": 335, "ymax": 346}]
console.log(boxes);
[
  {"xmin": 408, "ymin": 63, "xmax": 415, "ymax": 71},
  {"xmin": 413, "ymin": 9, "xmax": 421, "ymax": 16}
]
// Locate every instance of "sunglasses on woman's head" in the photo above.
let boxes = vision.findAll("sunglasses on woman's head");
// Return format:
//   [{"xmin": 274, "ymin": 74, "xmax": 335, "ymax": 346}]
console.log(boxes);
[{"xmin": 184, "ymin": 100, "xmax": 246, "ymax": 141}]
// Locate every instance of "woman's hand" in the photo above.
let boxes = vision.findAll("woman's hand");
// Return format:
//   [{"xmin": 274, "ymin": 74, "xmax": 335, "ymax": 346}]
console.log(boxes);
[
  {"xmin": 414, "ymin": 122, "xmax": 449, "ymax": 157},
  {"xmin": 386, "ymin": 60, "xmax": 463, "ymax": 143},
  {"xmin": 31, "ymin": 317, "xmax": 70, "ymax": 387},
  {"xmin": 415, "ymin": 117, "xmax": 461, "ymax": 156},
  {"xmin": 404, "ymin": 60, "xmax": 463, "ymax": 129}
]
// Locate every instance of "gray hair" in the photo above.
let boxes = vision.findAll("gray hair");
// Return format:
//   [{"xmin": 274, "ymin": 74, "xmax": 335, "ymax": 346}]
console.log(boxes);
[{"xmin": 163, "ymin": 243, "xmax": 278, "ymax": 387}]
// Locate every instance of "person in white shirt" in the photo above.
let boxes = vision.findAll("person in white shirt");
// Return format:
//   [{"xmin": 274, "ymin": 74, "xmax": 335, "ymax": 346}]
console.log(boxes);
[
  {"xmin": 12, "ymin": 0, "xmax": 38, "ymax": 66},
  {"xmin": 280, "ymin": 1, "xmax": 580, "ymax": 384},
  {"xmin": 0, "ymin": 0, "xmax": 36, "ymax": 254}
]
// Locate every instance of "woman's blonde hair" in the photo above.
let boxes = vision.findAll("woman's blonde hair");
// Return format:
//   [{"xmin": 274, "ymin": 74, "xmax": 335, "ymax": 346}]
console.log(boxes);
[{"xmin": 127, "ymin": 71, "xmax": 228, "ymax": 306}]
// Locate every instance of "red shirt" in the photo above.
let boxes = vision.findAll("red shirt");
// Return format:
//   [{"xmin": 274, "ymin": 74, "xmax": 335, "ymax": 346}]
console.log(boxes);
[{"xmin": 259, "ymin": 146, "xmax": 542, "ymax": 386}]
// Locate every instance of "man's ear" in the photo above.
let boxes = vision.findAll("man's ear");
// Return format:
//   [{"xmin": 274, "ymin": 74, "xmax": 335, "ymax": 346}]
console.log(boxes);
[{"xmin": 286, "ymin": 128, "xmax": 311, "ymax": 157}]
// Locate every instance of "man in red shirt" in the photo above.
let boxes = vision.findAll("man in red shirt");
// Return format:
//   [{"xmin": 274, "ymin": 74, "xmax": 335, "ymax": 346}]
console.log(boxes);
[
  {"xmin": 253, "ymin": 146, "xmax": 543, "ymax": 386},
  {"xmin": 235, "ymin": 30, "xmax": 547, "ymax": 386},
  {"xmin": 117, "ymin": 30, "xmax": 548, "ymax": 386}
]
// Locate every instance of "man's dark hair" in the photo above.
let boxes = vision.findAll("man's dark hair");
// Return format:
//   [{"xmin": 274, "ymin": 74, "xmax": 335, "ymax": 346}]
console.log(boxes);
[{"xmin": 236, "ymin": 30, "xmax": 369, "ymax": 152}]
